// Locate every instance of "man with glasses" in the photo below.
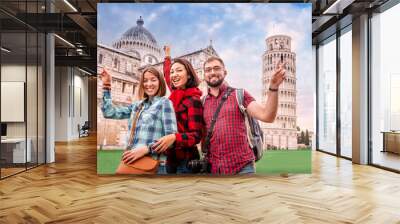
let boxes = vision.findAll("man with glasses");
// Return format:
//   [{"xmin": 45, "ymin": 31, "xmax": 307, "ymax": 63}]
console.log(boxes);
[{"xmin": 202, "ymin": 56, "xmax": 285, "ymax": 174}]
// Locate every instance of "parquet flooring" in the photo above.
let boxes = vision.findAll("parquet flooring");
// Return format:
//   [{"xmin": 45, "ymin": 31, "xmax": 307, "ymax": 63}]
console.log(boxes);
[
  {"xmin": 0, "ymin": 135, "xmax": 399, "ymax": 223},
  {"xmin": 1, "ymin": 167, "xmax": 26, "ymax": 177}
]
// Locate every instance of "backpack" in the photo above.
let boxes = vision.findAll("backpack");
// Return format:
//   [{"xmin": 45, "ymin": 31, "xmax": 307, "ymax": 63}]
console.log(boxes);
[
  {"xmin": 235, "ymin": 89, "xmax": 264, "ymax": 162},
  {"xmin": 201, "ymin": 88, "xmax": 265, "ymax": 161}
]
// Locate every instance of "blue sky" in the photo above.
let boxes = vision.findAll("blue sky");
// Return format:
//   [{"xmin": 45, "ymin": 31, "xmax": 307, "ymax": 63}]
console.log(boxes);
[{"xmin": 98, "ymin": 3, "xmax": 314, "ymax": 131}]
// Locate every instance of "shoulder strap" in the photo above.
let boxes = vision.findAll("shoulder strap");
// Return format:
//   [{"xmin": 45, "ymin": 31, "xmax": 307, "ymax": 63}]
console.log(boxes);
[
  {"xmin": 203, "ymin": 87, "xmax": 234, "ymax": 153},
  {"xmin": 126, "ymin": 103, "xmax": 144, "ymax": 150},
  {"xmin": 235, "ymin": 88, "xmax": 246, "ymax": 114},
  {"xmin": 235, "ymin": 88, "xmax": 254, "ymax": 147}
]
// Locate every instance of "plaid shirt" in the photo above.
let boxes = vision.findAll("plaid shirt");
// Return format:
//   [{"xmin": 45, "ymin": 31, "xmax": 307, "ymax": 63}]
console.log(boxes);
[
  {"xmin": 170, "ymin": 96, "xmax": 203, "ymax": 163},
  {"xmin": 164, "ymin": 57, "xmax": 204, "ymax": 165},
  {"xmin": 102, "ymin": 90, "xmax": 177, "ymax": 161},
  {"xmin": 203, "ymin": 84, "xmax": 255, "ymax": 174}
]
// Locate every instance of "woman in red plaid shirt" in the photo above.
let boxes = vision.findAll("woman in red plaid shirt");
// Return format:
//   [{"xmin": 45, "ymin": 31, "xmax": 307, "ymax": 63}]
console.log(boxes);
[{"xmin": 151, "ymin": 46, "xmax": 204, "ymax": 174}]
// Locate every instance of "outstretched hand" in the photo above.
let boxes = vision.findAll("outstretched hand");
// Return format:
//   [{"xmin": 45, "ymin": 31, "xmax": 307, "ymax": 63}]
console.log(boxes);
[
  {"xmin": 270, "ymin": 62, "xmax": 286, "ymax": 89},
  {"xmin": 100, "ymin": 69, "xmax": 111, "ymax": 89},
  {"xmin": 163, "ymin": 45, "xmax": 171, "ymax": 57}
]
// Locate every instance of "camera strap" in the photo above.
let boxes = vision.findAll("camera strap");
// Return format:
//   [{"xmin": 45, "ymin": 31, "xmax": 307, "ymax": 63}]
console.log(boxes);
[{"xmin": 203, "ymin": 87, "xmax": 234, "ymax": 154}]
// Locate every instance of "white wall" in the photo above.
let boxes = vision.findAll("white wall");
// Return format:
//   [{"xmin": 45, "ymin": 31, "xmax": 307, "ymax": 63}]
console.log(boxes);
[
  {"xmin": 71, "ymin": 72, "xmax": 89, "ymax": 138},
  {"xmin": 54, "ymin": 67, "xmax": 89, "ymax": 141},
  {"xmin": 1, "ymin": 64, "xmax": 26, "ymax": 81},
  {"xmin": 54, "ymin": 66, "xmax": 69, "ymax": 141},
  {"xmin": 1, "ymin": 64, "xmax": 36, "ymax": 135},
  {"xmin": 1, "ymin": 65, "xmax": 26, "ymax": 139},
  {"xmin": 1, "ymin": 63, "xmax": 46, "ymax": 164}
]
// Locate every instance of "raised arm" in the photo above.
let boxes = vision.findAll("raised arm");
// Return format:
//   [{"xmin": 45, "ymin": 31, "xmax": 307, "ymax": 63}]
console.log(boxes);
[
  {"xmin": 246, "ymin": 62, "xmax": 286, "ymax": 123},
  {"xmin": 100, "ymin": 69, "xmax": 133, "ymax": 119},
  {"xmin": 163, "ymin": 45, "xmax": 172, "ymax": 91},
  {"xmin": 101, "ymin": 90, "xmax": 133, "ymax": 119}
]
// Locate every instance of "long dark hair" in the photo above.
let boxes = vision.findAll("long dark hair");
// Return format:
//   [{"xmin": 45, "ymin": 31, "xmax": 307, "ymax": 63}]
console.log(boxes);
[{"xmin": 171, "ymin": 58, "xmax": 200, "ymax": 89}]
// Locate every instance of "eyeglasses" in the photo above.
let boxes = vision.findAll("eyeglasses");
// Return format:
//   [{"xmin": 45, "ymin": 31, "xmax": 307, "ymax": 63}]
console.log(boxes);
[{"xmin": 204, "ymin": 66, "xmax": 223, "ymax": 73}]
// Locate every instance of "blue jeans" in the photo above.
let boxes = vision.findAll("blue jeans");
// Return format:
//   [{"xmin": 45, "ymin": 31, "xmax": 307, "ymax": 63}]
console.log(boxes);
[
  {"xmin": 157, "ymin": 164, "xmax": 167, "ymax": 175},
  {"xmin": 238, "ymin": 161, "xmax": 256, "ymax": 174},
  {"xmin": 166, "ymin": 159, "xmax": 193, "ymax": 174},
  {"xmin": 176, "ymin": 160, "xmax": 192, "ymax": 174}
]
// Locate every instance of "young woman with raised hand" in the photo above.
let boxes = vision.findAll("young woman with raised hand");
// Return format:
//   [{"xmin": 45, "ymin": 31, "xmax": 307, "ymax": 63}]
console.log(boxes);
[
  {"xmin": 101, "ymin": 67, "xmax": 177, "ymax": 174},
  {"xmin": 154, "ymin": 46, "xmax": 204, "ymax": 174}
]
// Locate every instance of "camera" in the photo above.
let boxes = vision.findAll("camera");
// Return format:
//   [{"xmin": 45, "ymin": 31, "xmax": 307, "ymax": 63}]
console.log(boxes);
[{"xmin": 186, "ymin": 158, "xmax": 211, "ymax": 174}]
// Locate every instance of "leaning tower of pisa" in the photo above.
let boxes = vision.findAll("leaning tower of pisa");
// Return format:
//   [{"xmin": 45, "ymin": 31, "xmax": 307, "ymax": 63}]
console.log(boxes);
[{"xmin": 261, "ymin": 35, "xmax": 297, "ymax": 150}]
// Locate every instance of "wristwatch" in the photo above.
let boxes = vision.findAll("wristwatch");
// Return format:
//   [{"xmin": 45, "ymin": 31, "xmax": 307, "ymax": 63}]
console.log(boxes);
[
  {"xmin": 269, "ymin": 87, "xmax": 278, "ymax": 92},
  {"xmin": 103, "ymin": 84, "xmax": 111, "ymax": 91}
]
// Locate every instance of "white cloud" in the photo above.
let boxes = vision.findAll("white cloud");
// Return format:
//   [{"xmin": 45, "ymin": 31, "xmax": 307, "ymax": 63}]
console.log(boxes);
[
  {"xmin": 197, "ymin": 21, "xmax": 224, "ymax": 38},
  {"xmin": 217, "ymin": 33, "xmax": 265, "ymax": 101},
  {"xmin": 98, "ymin": 6, "xmax": 142, "ymax": 45},
  {"xmin": 146, "ymin": 4, "xmax": 174, "ymax": 25},
  {"xmin": 222, "ymin": 4, "xmax": 259, "ymax": 25},
  {"xmin": 208, "ymin": 21, "xmax": 224, "ymax": 35}
]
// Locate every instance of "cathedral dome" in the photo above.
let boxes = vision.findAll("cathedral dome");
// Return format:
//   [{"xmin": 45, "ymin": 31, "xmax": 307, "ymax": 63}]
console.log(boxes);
[
  {"xmin": 112, "ymin": 16, "xmax": 162, "ymax": 66},
  {"xmin": 121, "ymin": 17, "xmax": 158, "ymax": 46}
]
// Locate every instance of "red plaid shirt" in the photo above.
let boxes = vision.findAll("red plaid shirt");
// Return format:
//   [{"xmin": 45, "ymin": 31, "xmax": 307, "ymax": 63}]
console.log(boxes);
[
  {"xmin": 164, "ymin": 57, "xmax": 204, "ymax": 166},
  {"xmin": 203, "ymin": 84, "xmax": 255, "ymax": 174}
]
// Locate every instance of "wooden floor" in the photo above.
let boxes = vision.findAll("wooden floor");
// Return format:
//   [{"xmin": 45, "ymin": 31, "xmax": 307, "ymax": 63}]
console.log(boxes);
[
  {"xmin": 0, "ymin": 135, "xmax": 400, "ymax": 223},
  {"xmin": 1, "ymin": 167, "xmax": 26, "ymax": 177},
  {"xmin": 373, "ymin": 151, "xmax": 400, "ymax": 171},
  {"xmin": 1, "ymin": 163, "xmax": 44, "ymax": 178}
]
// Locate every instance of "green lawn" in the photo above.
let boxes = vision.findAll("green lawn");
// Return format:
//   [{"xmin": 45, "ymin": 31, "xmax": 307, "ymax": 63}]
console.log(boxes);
[
  {"xmin": 97, "ymin": 149, "xmax": 312, "ymax": 175},
  {"xmin": 97, "ymin": 150, "xmax": 124, "ymax": 174},
  {"xmin": 256, "ymin": 150, "xmax": 311, "ymax": 174}
]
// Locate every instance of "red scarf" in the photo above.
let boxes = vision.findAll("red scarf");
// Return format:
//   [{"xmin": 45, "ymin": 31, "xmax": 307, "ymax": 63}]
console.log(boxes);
[{"xmin": 169, "ymin": 87, "xmax": 202, "ymax": 111}]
